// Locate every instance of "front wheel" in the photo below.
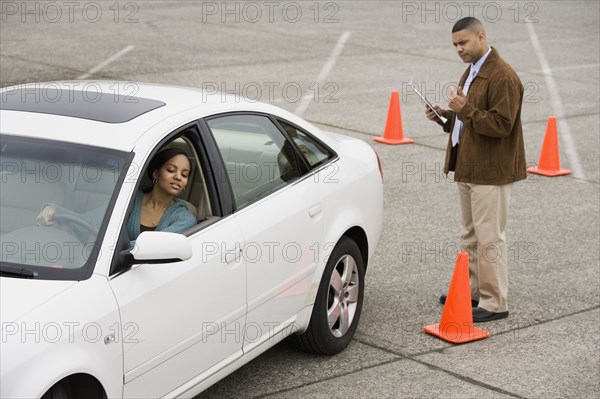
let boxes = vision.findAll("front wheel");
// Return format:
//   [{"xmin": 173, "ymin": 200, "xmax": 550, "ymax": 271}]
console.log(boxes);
[
  {"xmin": 41, "ymin": 381, "xmax": 71, "ymax": 399},
  {"xmin": 293, "ymin": 237, "xmax": 365, "ymax": 355}
]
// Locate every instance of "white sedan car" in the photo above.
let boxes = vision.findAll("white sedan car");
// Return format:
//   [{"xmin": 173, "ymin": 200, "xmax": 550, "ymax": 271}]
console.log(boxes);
[{"xmin": 0, "ymin": 81, "xmax": 383, "ymax": 398}]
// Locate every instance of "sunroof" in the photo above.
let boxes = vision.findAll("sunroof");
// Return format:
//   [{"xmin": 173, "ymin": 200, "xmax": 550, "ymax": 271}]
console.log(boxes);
[{"xmin": 0, "ymin": 87, "xmax": 166, "ymax": 123}]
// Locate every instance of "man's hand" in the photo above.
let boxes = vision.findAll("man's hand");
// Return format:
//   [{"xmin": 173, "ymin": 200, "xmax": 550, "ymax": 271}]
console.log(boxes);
[
  {"xmin": 448, "ymin": 86, "xmax": 467, "ymax": 113},
  {"xmin": 425, "ymin": 104, "xmax": 446, "ymax": 122}
]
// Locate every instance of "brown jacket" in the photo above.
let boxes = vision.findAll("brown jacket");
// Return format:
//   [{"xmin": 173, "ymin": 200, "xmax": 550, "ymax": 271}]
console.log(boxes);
[{"xmin": 440, "ymin": 48, "xmax": 527, "ymax": 185}]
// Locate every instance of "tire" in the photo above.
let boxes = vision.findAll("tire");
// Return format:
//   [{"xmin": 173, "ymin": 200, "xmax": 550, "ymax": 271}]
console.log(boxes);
[
  {"xmin": 40, "ymin": 376, "xmax": 105, "ymax": 399},
  {"xmin": 293, "ymin": 237, "xmax": 365, "ymax": 355},
  {"xmin": 41, "ymin": 381, "xmax": 71, "ymax": 399}
]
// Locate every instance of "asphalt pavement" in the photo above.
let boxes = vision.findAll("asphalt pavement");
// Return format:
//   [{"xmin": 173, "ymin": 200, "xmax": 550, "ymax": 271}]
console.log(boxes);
[{"xmin": 1, "ymin": 1, "xmax": 598, "ymax": 398}]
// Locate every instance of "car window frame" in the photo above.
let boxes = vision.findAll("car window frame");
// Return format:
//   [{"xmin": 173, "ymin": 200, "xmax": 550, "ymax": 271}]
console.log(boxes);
[
  {"xmin": 196, "ymin": 118, "xmax": 236, "ymax": 215},
  {"xmin": 109, "ymin": 121, "xmax": 230, "ymax": 277},
  {"xmin": 202, "ymin": 111, "xmax": 311, "ymax": 212},
  {"xmin": 273, "ymin": 117, "xmax": 338, "ymax": 170}
]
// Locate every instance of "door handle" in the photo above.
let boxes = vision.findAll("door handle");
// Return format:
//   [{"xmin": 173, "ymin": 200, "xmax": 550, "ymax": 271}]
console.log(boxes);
[
  {"xmin": 224, "ymin": 248, "xmax": 241, "ymax": 264},
  {"xmin": 225, "ymin": 249, "xmax": 238, "ymax": 264},
  {"xmin": 309, "ymin": 204, "xmax": 322, "ymax": 217}
]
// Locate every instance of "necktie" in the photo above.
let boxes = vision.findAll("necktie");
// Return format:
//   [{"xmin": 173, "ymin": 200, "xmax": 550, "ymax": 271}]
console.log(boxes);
[{"xmin": 451, "ymin": 68, "xmax": 478, "ymax": 146}]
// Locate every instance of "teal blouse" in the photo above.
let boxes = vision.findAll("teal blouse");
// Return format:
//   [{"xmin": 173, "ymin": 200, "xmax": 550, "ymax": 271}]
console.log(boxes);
[
  {"xmin": 125, "ymin": 191, "xmax": 197, "ymax": 241},
  {"xmin": 52, "ymin": 191, "xmax": 197, "ymax": 245}
]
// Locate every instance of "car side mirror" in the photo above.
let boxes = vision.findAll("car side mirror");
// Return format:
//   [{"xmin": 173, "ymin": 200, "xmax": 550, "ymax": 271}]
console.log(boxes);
[{"xmin": 128, "ymin": 231, "xmax": 192, "ymax": 264}]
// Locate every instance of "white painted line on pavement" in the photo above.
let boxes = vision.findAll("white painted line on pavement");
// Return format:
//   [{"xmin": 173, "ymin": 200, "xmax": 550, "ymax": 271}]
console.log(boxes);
[
  {"xmin": 77, "ymin": 45, "xmax": 135, "ymax": 80},
  {"xmin": 532, "ymin": 63, "xmax": 599, "ymax": 73},
  {"xmin": 294, "ymin": 31, "xmax": 351, "ymax": 117},
  {"xmin": 527, "ymin": 24, "xmax": 584, "ymax": 179}
]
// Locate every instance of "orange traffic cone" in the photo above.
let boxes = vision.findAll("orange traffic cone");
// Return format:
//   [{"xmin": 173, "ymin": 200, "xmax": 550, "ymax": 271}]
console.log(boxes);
[
  {"xmin": 424, "ymin": 251, "xmax": 490, "ymax": 344},
  {"xmin": 527, "ymin": 116, "xmax": 572, "ymax": 176},
  {"xmin": 374, "ymin": 90, "xmax": 414, "ymax": 145}
]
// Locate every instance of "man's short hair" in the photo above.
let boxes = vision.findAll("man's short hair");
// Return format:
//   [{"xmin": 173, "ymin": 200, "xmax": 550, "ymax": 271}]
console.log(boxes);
[{"xmin": 452, "ymin": 17, "xmax": 484, "ymax": 34}]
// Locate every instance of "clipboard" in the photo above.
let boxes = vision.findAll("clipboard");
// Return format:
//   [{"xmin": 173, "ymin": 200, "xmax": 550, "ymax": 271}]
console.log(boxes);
[{"xmin": 408, "ymin": 81, "xmax": 448, "ymax": 124}]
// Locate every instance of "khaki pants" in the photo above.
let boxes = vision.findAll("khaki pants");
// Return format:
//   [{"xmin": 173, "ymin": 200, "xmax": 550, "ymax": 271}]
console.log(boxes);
[{"xmin": 457, "ymin": 182, "xmax": 513, "ymax": 313}]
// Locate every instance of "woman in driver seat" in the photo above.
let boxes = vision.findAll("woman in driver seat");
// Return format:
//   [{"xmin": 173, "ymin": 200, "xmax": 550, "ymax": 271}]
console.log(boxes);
[{"xmin": 36, "ymin": 148, "xmax": 197, "ymax": 243}]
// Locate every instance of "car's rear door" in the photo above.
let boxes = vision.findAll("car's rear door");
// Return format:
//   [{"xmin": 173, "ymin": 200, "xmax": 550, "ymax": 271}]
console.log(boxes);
[{"xmin": 204, "ymin": 113, "xmax": 333, "ymax": 351}]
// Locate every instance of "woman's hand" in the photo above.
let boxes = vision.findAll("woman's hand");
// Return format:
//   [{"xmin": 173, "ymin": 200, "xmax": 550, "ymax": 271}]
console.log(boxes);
[{"xmin": 36, "ymin": 205, "xmax": 55, "ymax": 226}]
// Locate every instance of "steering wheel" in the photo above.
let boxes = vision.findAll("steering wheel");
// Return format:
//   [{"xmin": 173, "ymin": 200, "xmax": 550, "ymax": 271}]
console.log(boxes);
[{"xmin": 53, "ymin": 214, "xmax": 100, "ymax": 237}]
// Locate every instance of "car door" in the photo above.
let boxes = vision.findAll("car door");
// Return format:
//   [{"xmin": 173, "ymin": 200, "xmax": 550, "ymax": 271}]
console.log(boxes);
[
  {"xmin": 205, "ymin": 113, "xmax": 330, "ymax": 350},
  {"xmin": 108, "ymin": 127, "xmax": 247, "ymax": 397}
]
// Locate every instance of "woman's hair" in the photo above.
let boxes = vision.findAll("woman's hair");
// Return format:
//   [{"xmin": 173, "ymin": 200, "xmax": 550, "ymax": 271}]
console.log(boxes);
[{"xmin": 143, "ymin": 148, "xmax": 190, "ymax": 192}]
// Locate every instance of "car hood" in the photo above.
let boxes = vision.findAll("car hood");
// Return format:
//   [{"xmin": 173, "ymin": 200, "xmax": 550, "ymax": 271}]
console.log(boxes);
[{"xmin": 0, "ymin": 277, "xmax": 77, "ymax": 324}]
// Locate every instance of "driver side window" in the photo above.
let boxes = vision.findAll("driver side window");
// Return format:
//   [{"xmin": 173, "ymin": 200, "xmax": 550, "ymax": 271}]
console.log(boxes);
[
  {"xmin": 123, "ymin": 128, "xmax": 213, "ymax": 246},
  {"xmin": 139, "ymin": 136, "xmax": 210, "ymax": 223}
]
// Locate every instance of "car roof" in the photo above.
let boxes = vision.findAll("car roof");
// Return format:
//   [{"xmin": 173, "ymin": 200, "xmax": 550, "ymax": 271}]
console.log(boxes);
[
  {"xmin": 0, "ymin": 81, "xmax": 308, "ymax": 152},
  {"xmin": 1, "ymin": 86, "xmax": 167, "ymax": 124}
]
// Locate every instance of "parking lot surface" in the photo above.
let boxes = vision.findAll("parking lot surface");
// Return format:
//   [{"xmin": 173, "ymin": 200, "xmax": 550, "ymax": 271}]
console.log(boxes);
[{"xmin": 1, "ymin": 1, "xmax": 598, "ymax": 397}]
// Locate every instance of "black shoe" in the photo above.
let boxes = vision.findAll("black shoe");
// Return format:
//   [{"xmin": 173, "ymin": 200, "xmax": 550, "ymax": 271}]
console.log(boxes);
[
  {"xmin": 472, "ymin": 307, "xmax": 509, "ymax": 322},
  {"xmin": 439, "ymin": 294, "xmax": 478, "ymax": 308}
]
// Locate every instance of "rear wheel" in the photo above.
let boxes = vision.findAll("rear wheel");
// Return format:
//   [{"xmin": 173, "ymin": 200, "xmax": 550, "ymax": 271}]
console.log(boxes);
[{"xmin": 293, "ymin": 237, "xmax": 365, "ymax": 355}]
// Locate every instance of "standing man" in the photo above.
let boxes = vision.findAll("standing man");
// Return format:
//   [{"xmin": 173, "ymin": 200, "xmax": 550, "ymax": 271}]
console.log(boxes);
[{"xmin": 425, "ymin": 17, "xmax": 526, "ymax": 322}]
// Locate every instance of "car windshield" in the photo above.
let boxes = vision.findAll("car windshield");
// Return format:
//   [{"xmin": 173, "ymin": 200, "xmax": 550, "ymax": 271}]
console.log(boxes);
[{"xmin": 0, "ymin": 135, "xmax": 129, "ymax": 280}]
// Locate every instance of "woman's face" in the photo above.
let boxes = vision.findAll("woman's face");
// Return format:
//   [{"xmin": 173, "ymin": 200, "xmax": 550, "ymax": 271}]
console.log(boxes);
[{"xmin": 153, "ymin": 154, "xmax": 190, "ymax": 196}]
